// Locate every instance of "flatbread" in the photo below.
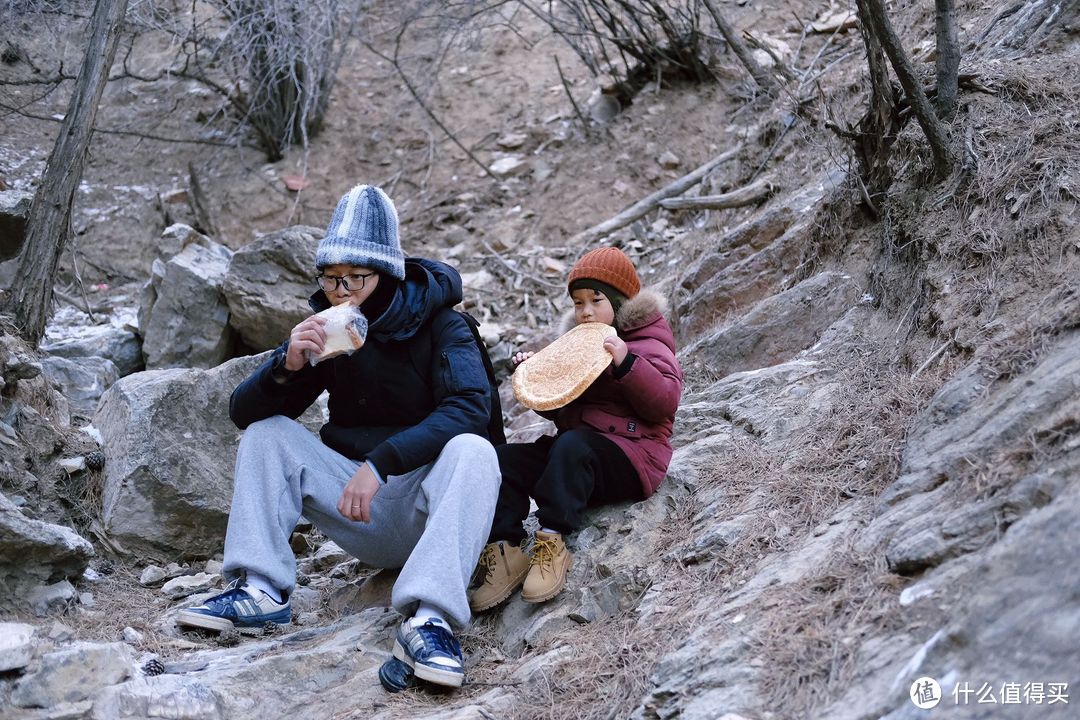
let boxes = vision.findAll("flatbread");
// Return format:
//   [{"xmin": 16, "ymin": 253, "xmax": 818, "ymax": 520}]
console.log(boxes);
[
  {"xmin": 512, "ymin": 322, "xmax": 618, "ymax": 411},
  {"xmin": 307, "ymin": 302, "xmax": 368, "ymax": 365}
]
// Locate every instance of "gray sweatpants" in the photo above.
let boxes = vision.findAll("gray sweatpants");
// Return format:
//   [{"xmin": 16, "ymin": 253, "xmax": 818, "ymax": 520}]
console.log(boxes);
[{"xmin": 222, "ymin": 415, "xmax": 499, "ymax": 628}]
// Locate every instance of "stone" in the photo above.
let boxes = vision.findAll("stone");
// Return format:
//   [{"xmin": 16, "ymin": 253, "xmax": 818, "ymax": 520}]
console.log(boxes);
[
  {"xmin": 309, "ymin": 541, "xmax": 349, "ymax": 571},
  {"xmin": 162, "ymin": 572, "xmax": 219, "ymax": 600},
  {"xmin": 39, "ymin": 355, "xmax": 119, "ymax": 418},
  {"xmin": 27, "ymin": 580, "xmax": 77, "ymax": 616},
  {"xmin": 122, "ymin": 626, "xmax": 144, "ymax": 644},
  {"xmin": 290, "ymin": 586, "xmax": 322, "ymax": 614},
  {"xmin": 142, "ymin": 238, "xmax": 234, "ymax": 369},
  {"xmin": 94, "ymin": 351, "xmax": 316, "ymax": 558},
  {"xmin": 684, "ymin": 271, "xmax": 859, "ymax": 379},
  {"xmin": 139, "ymin": 565, "xmax": 167, "ymax": 586},
  {"xmin": 496, "ymin": 132, "xmax": 528, "ymax": 149},
  {"xmin": 0, "ymin": 189, "xmax": 33, "ymax": 261},
  {"xmin": 12, "ymin": 642, "xmax": 134, "ymax": 708},
  {"xmin": 41, "ymin": 306, "xmax": 143, "ymax": 378},
  {"xmin": 78, "ymin": 591, "xmax": 95, "ymax": 607},
  {"xmin": 222, "ymin": 226, "xmax": 323, "ymax": 352},
  {"xmin": 489, "ymin": 156, "xmax": 528, "ymax": 178},
  {"xmin": 0, "ymin": 622, "xmax": 36, "ymax": 672},
  {"xmin": 47, "ymin": 622, "xmax": 74, "ymax": 642},
  {"xmin": 204, "ymin": 559, "xmax": 223, "ymax": 575},
  {"xmin": 657, "ymin": 151, "xmax": 681, "ymax": 169},
  {"xmin": 0, "ymin": 491, "xmax": 94, "ymax": 605}
]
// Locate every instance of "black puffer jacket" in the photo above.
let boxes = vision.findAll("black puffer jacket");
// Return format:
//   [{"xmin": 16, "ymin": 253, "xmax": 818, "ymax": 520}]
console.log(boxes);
[{"xmin": 230, "ymin": 258, "xmax": 492, "ymax": 477}]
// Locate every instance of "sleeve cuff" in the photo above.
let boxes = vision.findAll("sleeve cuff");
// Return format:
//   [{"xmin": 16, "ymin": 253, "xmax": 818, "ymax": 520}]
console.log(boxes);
[
  {"xmin": 613, "ymin": 353, "xmax": 637, "ymax": 379},
  {"xmin": 365, "ymin": 459, "xmax": 386, "ymax": 485}
]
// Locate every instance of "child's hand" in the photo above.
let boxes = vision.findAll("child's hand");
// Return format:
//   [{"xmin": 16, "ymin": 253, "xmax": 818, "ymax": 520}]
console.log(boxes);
[
  {"xmin": 512, "ymin": 351, "xmax": 535, "ymax": 366},
  {"xmin": 603, "ymin": 336, "xmax": 628, "ymax": 367}
]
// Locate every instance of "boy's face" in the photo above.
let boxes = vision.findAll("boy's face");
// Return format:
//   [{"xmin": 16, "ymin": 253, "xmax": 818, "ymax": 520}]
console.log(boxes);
[
  {"xmin": 318, "ymin": 263, "xmax": 381, "ymax": 307},
  {"xmin": 571, "ymin": 288, "xmax": 615, "ymax": 326}
]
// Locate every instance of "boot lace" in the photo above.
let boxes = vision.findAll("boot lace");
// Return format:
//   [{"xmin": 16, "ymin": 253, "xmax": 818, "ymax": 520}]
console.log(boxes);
[{"xmin": 530, "ymin": 536, "xmax": 560, "ymax": 577}]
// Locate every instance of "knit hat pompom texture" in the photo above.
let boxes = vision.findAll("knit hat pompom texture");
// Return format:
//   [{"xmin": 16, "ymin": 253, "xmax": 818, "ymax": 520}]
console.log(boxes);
[
  {"xmin": 317, "ymin": 185, "xmax": 406, "ymax": 280},
  {"xmin": 568, "ymin": 247, "xmax": 641, "ymax": 299}
]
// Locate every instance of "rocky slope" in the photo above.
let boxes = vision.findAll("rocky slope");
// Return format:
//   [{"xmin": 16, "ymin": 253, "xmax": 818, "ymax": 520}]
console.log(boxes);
[{"xmin": 2, "ymin": 1, "xmax": 1079, "ymax": 719}]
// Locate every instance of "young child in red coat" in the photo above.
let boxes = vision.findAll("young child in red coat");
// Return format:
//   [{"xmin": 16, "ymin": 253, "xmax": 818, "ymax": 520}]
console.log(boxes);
[{"xmin": 469, "ymin": 247, "xmax": 684, "ymax": 610}]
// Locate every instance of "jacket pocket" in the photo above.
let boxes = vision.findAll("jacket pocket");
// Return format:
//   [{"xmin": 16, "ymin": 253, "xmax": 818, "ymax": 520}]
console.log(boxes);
[
  {"xmin": 442, "ymin": 348, "xmax": 489, "ymax": 394},
  {"xmin": 579, "ymin": 407, "xmax": 642, "ymax": 438}
]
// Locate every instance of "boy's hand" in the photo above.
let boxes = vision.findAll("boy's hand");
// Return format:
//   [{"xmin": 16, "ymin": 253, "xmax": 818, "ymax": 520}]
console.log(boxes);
[
  {"xmin": 284, "ymin": 315, "xmax": 328, "ymax": 371},
  {"xmin": 512, "ymin": 351, "xmax": 535, "ymax": 366},
  {"xmin": 603, "ymin": 336, "xmax": 628, "ymax": 367},
  {"xmin": 337, "ymin": 464, "xmax": 380, "ymax": 522}
]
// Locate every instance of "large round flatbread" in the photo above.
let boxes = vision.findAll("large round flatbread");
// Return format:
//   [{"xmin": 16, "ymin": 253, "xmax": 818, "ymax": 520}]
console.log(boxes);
[{"xmin": 513, "ymin": 322, "xmax": 618, "ymax": 411}]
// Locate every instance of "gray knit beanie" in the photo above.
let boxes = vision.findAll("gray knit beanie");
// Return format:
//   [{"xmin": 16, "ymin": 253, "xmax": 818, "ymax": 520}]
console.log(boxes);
[{"xmin": 316, "ymin": 185, "xmax": 406, "ymax": 280}]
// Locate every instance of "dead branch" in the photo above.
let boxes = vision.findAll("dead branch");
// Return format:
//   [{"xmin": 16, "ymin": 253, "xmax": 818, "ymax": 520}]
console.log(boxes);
[
  {"xmin": 478, "ymin": 236, "xmax": 562, "ymax": 289},
  {"xmin": 570, "ymin": 145, "xmax": 743, "ymax": 246},
  {"xmin": 702, "ymin": 0, "xmax": 777, "ymax": 96},
  {"xmin": 187, "ymin": 162, "xmax": 217, "ymax": 238},
  {"xmin": 658, "ymin": 178, "xmax": 776, "ymax": 210},
  {"xmin": 554, "ymin": 54, "xmax": 591, "ymax": 139}
]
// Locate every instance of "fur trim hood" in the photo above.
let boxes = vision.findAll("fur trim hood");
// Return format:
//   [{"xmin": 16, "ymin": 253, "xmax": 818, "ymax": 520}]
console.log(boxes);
[{"xmin": 557, "ymin": 288, "xmax": 668, "ymax": 333}]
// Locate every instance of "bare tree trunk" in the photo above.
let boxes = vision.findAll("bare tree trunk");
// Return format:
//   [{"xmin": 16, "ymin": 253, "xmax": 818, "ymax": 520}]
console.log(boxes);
[
  {"xmin": 935, "ymin": 0, "xmax": 960, "ymax": 120},
  {"xmin": 854, "ymin": 0, "xmax": 900, "ymax": 200},
  {"xmin": 1, "ymin": 0, "xmax": 128, "ymax": 345},
  {"xmin": 702, "ymin": 0, "xmax": 778, "ymax": 96},
  {"xmin": 858, "ymin": 0, "xmax": 954, "ymax": 176}
]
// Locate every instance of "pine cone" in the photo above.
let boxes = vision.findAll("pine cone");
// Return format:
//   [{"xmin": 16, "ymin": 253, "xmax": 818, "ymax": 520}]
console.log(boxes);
[
  {"xmin": 85, "ymin": 451, "xmax": 106, "ymax": 471},
  {"xmin": 141, "ymin": 659, "xmax": 165, "ymax": 676},
  {"xmin": 262, "ymin": 621, "xmax": 280, "ymax": 636},
  {"xmin": 216, "ymin": 628, "xmax": 240, "ymax": 647}
]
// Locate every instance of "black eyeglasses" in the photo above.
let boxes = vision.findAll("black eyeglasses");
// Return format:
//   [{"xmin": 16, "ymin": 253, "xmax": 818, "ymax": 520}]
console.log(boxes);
[{"xmin": 316, "ymin": 271, "xmax": 376, "ymax": 292}]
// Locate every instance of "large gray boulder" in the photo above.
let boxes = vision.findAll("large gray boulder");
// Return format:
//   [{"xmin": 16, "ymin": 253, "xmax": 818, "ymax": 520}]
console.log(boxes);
[
  {"xmin": 142, "ymin": 238, "xmax": 234, "ymax": 369},
  {"xmin": 0, "ymin": 492, "xmax": 94, "ymax": 606},
  {"xmin": 95, "ymin": 352, "xmax": 322, "ymax": 558},
  {"xmin": 223, "ymin": 226, "xmax": 322, "ymax": 352},
  {"xmin": 12, "ymin": 641, "xmax": 135, "ymax": 708}
]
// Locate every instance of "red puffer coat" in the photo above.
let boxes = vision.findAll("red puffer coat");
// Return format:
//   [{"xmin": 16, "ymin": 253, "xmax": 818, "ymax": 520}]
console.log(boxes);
[{"xmin": 551, "ymin": 289, "xmax": 683, "ymax": 497}]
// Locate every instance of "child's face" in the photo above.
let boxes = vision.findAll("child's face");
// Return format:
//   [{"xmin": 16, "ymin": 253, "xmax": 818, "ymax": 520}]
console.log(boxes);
[{"xmin": 571, "ymin": 288, "xmax": 615, "ymax": 326}]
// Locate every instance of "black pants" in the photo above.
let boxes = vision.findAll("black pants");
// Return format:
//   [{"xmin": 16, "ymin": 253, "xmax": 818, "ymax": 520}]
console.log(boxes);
[{"xmin": 489, "ymin": 429, "xmax": 644, "ymax": 544}]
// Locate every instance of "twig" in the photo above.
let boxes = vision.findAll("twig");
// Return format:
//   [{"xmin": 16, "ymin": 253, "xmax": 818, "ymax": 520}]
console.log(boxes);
[
  {"xmin": 554, "ymin": 54, "xmax": 591, "ymax": 139},
  {"xmin": 187, "ymin": 161, "xmax": 217, "ymax": 238},
  {"xmin": 570, "ymin": 145, "xmax": 744, "ymax": 246},
  {"xmin": 659, "ymin": 178, "xmax": 777, "ymax": 210},
  {"xmin": 911, "ymin": 335, "xmax": 954, "ymax": 380}
]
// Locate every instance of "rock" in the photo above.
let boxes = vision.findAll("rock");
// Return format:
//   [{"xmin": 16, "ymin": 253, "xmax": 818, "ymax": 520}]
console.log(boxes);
[
  {"xmin": 95, "ymin": 351, "xmax": 315, "ymax": 558},
  {"xmin": 204, "ymin": 559, "xmax": 223, "ymax": 575},
  {"xmin": 27, "ymin": 580, "xmax": 77, "ymax": 616},
  {"xmin": 162, "ymin": 572, "xmax": 219, "ymax": 600},
  {"xmin": 12, "ymin": 641, "xmax": 135, "ymax": 708},
  {"xmin": 78, "ymin": 591, "xmax": 95, "ymax": 607},
  {"xmin": 47, "ymin": 622, "xmax": 74, "ymax": 642},
  {"xmin": 676, "ymin": 170, "xmax": 845, "ymax": 340},
  {"xmin": 122, "ymin": 626, "xmax": 144, "ymax": 644},
  {"xmin": 657, "ymin": 151, "xmax": 681, "ymax": 169},
  {"xmin": 496, "ymin": 132, "xmax": 528, "ymax": 149},
  {"xmin": 0, "ymin": 622, "xmax": 36, "ymax": 672},
  {"xmin": 222, "ymin": 226, "xmax": 323, "ymax": 352},
  {"xmin": 684, "ymin": 271, "xmax": 859, "ymax": 378},
  {"xmin": 489, "ymin": 156, "xmax": 528, "ymax": 178},
  {"xmin": 41, "ymin": 306, "xmax": 143, "ymax": 378},
  {"xmin": 57, "ymin": 456, "xmax": 87, "ymax": 474},
  {"xmin": 0, "ymin": 188, "xmax": 33, "ymax": 261},
  {"xmin": 139, "ymin": 565, "xmax": 166, "ymax": 585},
  {"xmin": 142, "ymin": 237, "xmax": 234, "ymax": 369},
  {"xmin": 309, "ymin": 541, "xmax": 349, "ymax": 571},
  {"xmin": 0, "ymin": 492, "xmax": 94, "ymax": 605},
  {"xmin": 290, "ymin": 586, "xmax": 322, "ymax": 614},
  {"xmin": 39, "ymin": 355, "xmax": 119, "ymax": 418},
  {"xmin": 92, "ymin": 675, "xmax": 224, "ymax": 720}
]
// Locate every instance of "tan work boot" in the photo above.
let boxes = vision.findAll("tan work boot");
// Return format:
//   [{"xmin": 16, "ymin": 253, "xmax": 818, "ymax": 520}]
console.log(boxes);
[
  {"xmin": 521, "ymin": 531, "xmax": 572, "ymax": 603},
  {"xmin": 468, "ymin": 540, "xmax": 530, "ymax": 612}
]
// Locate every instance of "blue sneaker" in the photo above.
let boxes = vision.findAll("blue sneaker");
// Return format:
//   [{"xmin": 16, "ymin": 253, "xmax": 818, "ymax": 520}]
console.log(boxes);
[
  {"xmin": 392, "ymin": 617, "xmax": 465, "ymax": 688},
  {"xmin": 177, "ymin": 579, "xmax": 291, "ymax": 635}
]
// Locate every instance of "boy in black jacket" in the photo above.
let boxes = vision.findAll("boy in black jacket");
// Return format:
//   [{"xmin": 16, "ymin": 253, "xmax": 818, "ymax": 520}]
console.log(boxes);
[{"xmin": 178, "ymin": 185, "xmax": 500, "ymax": 691}]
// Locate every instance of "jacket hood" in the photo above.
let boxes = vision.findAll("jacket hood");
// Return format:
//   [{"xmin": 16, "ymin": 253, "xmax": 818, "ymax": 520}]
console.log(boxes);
[
  {"xmin": 558, "ymin": 288, "xmax": 669, "ymax": 334},
  {"xmin": 308, "ymin": 257, "xmax": 463, "ymax": 341}
]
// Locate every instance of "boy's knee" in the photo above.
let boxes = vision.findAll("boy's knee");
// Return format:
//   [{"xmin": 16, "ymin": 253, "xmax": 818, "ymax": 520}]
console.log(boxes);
[
  {"xmin": 443, "ymin": 433, "xmax": 496, "ymax": 465},
  {"xmin": 550, "ymin": 430, "xmax": 593, "ymax": 461}
]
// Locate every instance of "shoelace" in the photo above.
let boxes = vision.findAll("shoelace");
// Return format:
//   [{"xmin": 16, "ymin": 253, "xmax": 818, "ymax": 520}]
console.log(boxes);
[
  {"xmin": 530, "ymin": 536, "xmax": 560, "ymax": 577},
  {"xmin": 416, "ymin": 621, "xmax": 461, "ymax": 658}
]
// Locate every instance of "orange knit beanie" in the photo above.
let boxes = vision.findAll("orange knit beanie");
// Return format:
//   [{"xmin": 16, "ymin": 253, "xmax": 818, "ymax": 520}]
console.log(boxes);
[{"xmin": 567, "ymin": 247, "xmax": 641, "ymax": 299}]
